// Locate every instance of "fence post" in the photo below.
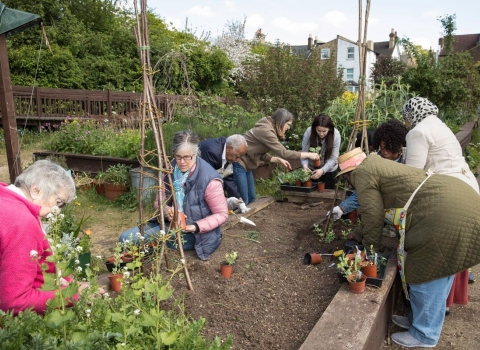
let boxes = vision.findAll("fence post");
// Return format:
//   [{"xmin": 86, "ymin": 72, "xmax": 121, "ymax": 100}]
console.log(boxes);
[{"xmin": 107, "ymin": 89, "xmax": 112, "ymax": 116}]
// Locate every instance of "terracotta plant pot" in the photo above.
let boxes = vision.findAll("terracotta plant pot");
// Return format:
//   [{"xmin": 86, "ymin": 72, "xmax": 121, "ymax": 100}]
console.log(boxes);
[
  {"xmin": 347, "ymin": 274, "xmax": 367, "ymax": 294},
  {"xmin": 313, "ymin": 159, "xmax": 321, "ymax": 168},
  {"xmin": 93, "ymin": 180, "xmax": 105, "ymax": 195},
  {"xmin": 104, "ymin": 183, "xmax": 128, "ymax": 201},
  {"xmin": 347, "ymin": 210, "xmax": 358, "ymax": 222},
  {"xmin": 303, "ymin": 253, "xmax": 322, "ymax": 265},
  {"xmin": 108, "ymin": 273, "xmax": 123, "ymax": 292},
  {"xmin": 302, "ymin": 180, "xmax": 313, "ymax": 188},
  {"xmin": 317, "ymin": 182, "xmax": 326, "ymax": 192},
  {"xmin": 295, "ymin": 180, "xmax": 302, "ymax": 187},
  {"xmin": 361, "ymin": 263, "xmax": 378, "ymax": 278},
  {"xmin": 220, "ymin": 263, "xmax": 233, "ymax": 279}
]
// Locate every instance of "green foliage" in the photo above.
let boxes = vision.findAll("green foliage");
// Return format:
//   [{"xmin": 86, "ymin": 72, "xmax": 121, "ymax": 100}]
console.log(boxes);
[
  {"xmin": 370, "ymin": 57, "xmax": 407, "ymax": 88},
  {"xmin": 238, "ymin": 44, "xmax": 345, "ymax": 119},
  {"xmin": 104, "ymin": 164, "xmax": 131, "ymax": 186},
  {"xmin": 400, "ymin": 15, "xmax": 480, "ymax": 123},
  {"xmin": 312, "ymin": 224, "xmax": 336, "ymax": 243},
  {"xmin": 225, "ymin": 251, "xmax": 238, "ymax": 265},
  {"xmin": 0, "ymin": 128, "xmax": 48, "ymax": 151}
]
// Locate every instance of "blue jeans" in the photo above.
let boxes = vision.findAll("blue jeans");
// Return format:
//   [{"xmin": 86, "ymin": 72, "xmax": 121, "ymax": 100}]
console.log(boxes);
[
  {"xmin": 339, "ymin": 191, "xmax": 360, "ymax": 214},
  {"xmin": 118, "ymin": 220, "xmax": 195, "ymax": 251},
  {"xmin": 407, "ymin": 275, "xmax": 455, "ymax": 345},
  {"xmin": 233, "ymin": 162, "xmax": 256, "ymax": 204}
]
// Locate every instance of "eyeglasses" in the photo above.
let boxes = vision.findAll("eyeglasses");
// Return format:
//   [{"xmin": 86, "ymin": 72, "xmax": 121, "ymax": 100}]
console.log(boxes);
[
  {"xmin": 54, "ymin": 192, "xmax": 67, "ymax": 208},
  {"xmin": 175, "ymin": 155, "xmax": 194, "ymax": 162}
]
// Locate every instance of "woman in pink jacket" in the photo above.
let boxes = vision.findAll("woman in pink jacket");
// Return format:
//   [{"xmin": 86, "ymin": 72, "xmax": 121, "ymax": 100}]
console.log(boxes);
[
  {"xmin": 0, "ymin": 160, "xmax": 80, "ymax": 315},
  {"xmin": 119, "ymin": 131, "xmax": 228, "ymax": 261}
]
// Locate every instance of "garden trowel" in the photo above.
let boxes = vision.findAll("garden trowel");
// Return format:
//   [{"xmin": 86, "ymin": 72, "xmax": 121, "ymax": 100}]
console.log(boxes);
[{"xmin": 229, "ymin": 210, "xmax": 256, "ymax": 226}]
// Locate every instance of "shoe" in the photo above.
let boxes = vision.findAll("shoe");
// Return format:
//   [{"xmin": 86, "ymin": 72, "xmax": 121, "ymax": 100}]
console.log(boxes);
[
  {"xmin": 445, "ymin": 307, "xmax": 450, "ymax": 316},
  {"xmin": 469, "ymin": 271, "xmax": 475, "ymax": 284},
  {"xmin": 391, "ymin": 332, "xmax": 436, "ymax": 348},
  {"xmin": 392, "ymin": 315, "xmax": 411, "ymax": 329}
]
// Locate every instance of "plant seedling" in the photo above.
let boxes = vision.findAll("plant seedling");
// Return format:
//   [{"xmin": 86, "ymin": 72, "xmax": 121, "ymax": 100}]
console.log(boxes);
[{"xmin": 225, "ymin": 251, "xmax": 238, "ymax": 266}]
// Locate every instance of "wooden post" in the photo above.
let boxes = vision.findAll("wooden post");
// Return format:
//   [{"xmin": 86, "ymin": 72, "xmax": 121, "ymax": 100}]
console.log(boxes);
[
  {"xmin": 0, "ymin": 33, "xmax": 22, "ymax": 182},
  {"xmin": 107, "ymin": 89, "xmax": 112, "ymax": 116}
]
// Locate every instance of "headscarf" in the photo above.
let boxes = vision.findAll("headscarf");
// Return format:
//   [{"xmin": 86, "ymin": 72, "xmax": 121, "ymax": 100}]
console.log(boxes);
[{"xmin": 401, "ymin": 97, "xmax": 439, "ymax": 129}]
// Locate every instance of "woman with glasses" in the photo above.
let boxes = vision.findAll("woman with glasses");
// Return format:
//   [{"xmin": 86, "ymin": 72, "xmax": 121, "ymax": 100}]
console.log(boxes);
[
  {"xmin": 234, "ymin": 108, "xmax": 320, "ymax": 204},
  {"xmin": 301, "ymin": 114, "xmax": 341, "ymax": 189},
  {"xmin": 120, "ymin": 130, "xmax": 228, "ymax": 261},
  {"xmin": 0, "ymin": 159, "xmax": 80, "ymax": 314}
]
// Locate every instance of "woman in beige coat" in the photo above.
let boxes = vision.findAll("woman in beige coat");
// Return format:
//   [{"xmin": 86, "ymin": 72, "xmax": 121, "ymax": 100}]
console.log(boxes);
[{"xmin": 234, "ymin": 108, "xmax": 319, "ymax": 204}]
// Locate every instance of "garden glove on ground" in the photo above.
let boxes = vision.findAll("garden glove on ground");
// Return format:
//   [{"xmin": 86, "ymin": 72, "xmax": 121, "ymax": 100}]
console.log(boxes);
[
  {"xmin": 327, "ymin": 206, "xmax": 343, "ymax": 221},
  {"xmin": 227, "ymin": 197, "xmax": 240, "ymax": 211},
  {"xmin": 239, "ymin": 202, "xmax": 251, "ymax": 213}
]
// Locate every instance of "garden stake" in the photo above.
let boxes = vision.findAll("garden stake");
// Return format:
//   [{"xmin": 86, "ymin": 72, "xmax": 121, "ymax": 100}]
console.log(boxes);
[{"xmin": 224, "ymin": 232, "xmax": 261, "ymax": 244}]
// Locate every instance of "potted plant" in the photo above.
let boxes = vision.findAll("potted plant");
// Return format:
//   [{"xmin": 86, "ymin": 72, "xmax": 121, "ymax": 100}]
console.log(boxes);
[
  {"xmin": 93, "ymin": 171, "xmax": 106, "ymax": 195},
  {"xmin": 220, "ymin": 251, "xmax": 238, "ymax": 279},
  {"xmin": 362, "ymin": 245, "xmax": 378, "ymax": 278},
  {"xmin": 337, "ymin": 251, "xmax": 367, "ymax": 293},
  {"xmin": 278, "ymin": 171, "xmax": 295, "ymax": 185},
  {"xmin": 103, "ymin": 163, "xmax": 131, "ymax": 200},
  {"xmin": 309, "ymin": 146, "xmax": 322, "ymax": 168},
  {"xmin": 108, "ymin": 244, "xmax": 125, "ymax": 292},
  {"xmin": 299, "ymin": 169, "xmax": 312, "ymax": 188}
]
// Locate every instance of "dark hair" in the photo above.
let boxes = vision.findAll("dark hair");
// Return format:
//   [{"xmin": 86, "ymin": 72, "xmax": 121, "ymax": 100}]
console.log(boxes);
[
  {"xmin": 309, "ymin": 114, "xmax": 335, "ymax": 160},
  {"xmin": 355, "ymin": 130, "xmax": 375, "ymax": 152},
  {"xmin": 373, "ymin": 119, "xmax": 408, "ymax": 153}
]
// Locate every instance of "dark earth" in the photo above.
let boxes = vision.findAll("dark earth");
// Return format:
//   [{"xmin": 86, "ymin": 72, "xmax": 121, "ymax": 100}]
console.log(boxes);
[{"xmin": 165, "ymin": 200, "xmax": 395, "ymax": 350}]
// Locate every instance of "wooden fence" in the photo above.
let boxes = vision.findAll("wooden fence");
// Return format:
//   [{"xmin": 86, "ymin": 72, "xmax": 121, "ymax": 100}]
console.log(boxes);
[{"xmin": 0, "ymin": 86, "xmax": 181, "ymax": 127}]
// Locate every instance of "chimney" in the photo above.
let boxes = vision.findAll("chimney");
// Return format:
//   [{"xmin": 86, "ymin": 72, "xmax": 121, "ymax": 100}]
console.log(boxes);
[
  {"xmin": 389, "ymin": 28, "xmax": 395, "ymax": 49},
  {"xmin": 367, "ymin": 40, "xmax": 374, "ymax": 51},
  {"xmin": 314, "ymin": 35, "xmax": 318, "ymax": 46},
  {"xmin": 308, "ymin": 34, "xmax": 313, "ymax": 50}
]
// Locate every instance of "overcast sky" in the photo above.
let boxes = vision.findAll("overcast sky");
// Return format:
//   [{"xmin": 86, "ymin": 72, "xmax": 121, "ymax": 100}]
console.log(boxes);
[{"xmin": 146, "ymin": 0, "xmax": 480, "ymax": 50}]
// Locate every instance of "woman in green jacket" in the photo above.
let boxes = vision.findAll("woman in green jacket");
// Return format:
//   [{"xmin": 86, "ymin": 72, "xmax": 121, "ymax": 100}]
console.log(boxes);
[{"xmin": 339, "ymin": 150, "xmax": 480, "ymax": 348}]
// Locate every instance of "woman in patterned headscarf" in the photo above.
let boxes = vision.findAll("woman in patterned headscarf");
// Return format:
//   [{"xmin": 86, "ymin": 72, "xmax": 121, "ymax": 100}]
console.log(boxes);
[{"xmin": 401, "ymin": 96, "xmax": 479, "ymax": 315}]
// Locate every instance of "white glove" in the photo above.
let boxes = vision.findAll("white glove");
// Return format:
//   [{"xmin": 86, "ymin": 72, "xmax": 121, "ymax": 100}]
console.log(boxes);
[
  {"xmin": 239, "ymin": 202, "xmax": 251, "ymax": 213},
  {"xmin": 227, "ymin": 197, "xmax": 240, "ymax": 211},
  {"xmin": 329, "ymin": 206, "xmax": 343, "ymax": 221}
]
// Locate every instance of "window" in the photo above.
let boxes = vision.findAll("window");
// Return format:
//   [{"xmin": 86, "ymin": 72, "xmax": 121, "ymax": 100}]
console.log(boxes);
[
  {"xmin": 347, "ymin": 47, "xmax": 355, "ymax": 59},
  {"xmin": 321, "ymin": 48, "xmax": 330, "ymax": 59},
  {"xmin": 346, "ymin": 68, "xmax": 354, "ymax": 80}
]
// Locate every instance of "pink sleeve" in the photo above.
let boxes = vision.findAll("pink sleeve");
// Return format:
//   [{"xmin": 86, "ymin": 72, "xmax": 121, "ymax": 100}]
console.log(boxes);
[
  {"xmin": 195, "ymin": 179, "xmax": 228, "ymax": 233},
  {"xmin": 0, "ymin": 224, "xmax": 56, "ymax": 315}
]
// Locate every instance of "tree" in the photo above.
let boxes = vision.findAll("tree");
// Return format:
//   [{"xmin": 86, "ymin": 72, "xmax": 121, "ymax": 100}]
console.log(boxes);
[{"xmin": 370, "ymin": 57, "xmax": 407, "ymax": 88}]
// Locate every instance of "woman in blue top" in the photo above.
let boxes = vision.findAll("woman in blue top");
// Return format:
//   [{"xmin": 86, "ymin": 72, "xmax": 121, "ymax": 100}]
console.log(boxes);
[{"xmin": 301, "ymin": 114, "xmax": 341, "ymax": 189}]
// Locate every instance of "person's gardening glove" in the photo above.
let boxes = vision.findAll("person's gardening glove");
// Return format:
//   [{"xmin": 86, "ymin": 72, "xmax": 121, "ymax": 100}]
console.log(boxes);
[
  {"xmin": 227, "ymin": 197, "xmax": 240, "ymax": 211},
  {"xmin": 327, "ymin": 206, "xmax": 343, "ymax": 221},
  {"xmin": 238, "ymin": 202, "xmax": 251, "ymax": 213}
]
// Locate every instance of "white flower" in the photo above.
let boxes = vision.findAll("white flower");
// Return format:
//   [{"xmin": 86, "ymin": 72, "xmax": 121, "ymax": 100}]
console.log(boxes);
[
  {"xmin": 85, "ymin": 309, "xmax": 91, "ymax": 314},
  {"xmin": 124, "ymin": 240, "xmax": 130, "ymax": 244},
  {"xmin": 76, "ymin": 246, "xmax": 83, "ymax": 252},
  {"xmin": 30, "ymin": 250, "xmax": 38, "ymax": 258},
  {"xmin": 123, "ymin": 271, "xmax": 130, "ymax": 279},
  {"xmin": 123, "ymin": 266, "xmax": 129, "ymax": 271},
  {"xmin": 134, "ymin": 309, "xmax": 141, "ymax": 315},
  {"xmin": 96, "ymin": 255, "xmax": 102, "ymax": 259},
  {"xmin": 160, "ymin": 230, "xmax": 166, "ymax": 236},
  {"xmin": 135, "ymin": 232, "xmax": 141, "ymax": 236},
  {"xmin": 76, "ymin": 266, "xmax": 83, "ymax": 272},
  {"xmin": 139, "ymin": 236, "xmax": 145, "ymax": 241},
  {"xmin": 75, "ymin": 259, "xmax": 80, "ymax": 264},
  {"xmin": 56, "ymin": 244, "xmax": 62, "ymax": 249},
  {"xmin": 85, "ymin": 263, "xmax": 90, "ymax": 267},
  {"xmin": 103, "ymin": 292, "xmax": 109, "ymax": 298},
  {"xmin": 51, "ymin": 206, "xmax": 60, "ymax": 214},
  {"xmin": 46, "ymin": 213, "xmax": 54, "ymax": 219},
  {"xmin": 180, "ymin": 259, "xmax": 185, "ymax": 265},
  {"xmin": 48, "ymin": 238, "xmax": 54, "ymax": 244},
  {"xmin": 59, "ymin": 214, "xmax": 64, "ymax": 219},
  {"xmin": 121, "ymin": 343, "xmax": 125, "ymax": 347}
]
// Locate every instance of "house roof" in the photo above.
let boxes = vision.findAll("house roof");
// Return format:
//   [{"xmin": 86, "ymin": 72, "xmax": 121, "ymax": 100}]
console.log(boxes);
[
  {"xmin": 468, "ymin": 45, "xmax": 480, "ymax": 63},
  {"xmin": 373, "ymin": 41, "xmax": 395, "ymax": 58},
  {"xmin": 438, "ymin": 34, "xmax": 480, "ymax": 56}
]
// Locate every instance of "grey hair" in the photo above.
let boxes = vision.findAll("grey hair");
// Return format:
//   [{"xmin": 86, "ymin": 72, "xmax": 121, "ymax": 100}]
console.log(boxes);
[
  {"xmin": 272, "ymin": 108, "xmax": 294, "ymax": 137},
  {"xmin": 15, "ymin": 159, "xmax": 76, "ymax": 202},
  {"xmin": 172, "ymin": 130, "xmax": 200, "ymax": 157},
  {"xmin": 226, "ymin": 134, "xmax": 247, "ymax": 149}
]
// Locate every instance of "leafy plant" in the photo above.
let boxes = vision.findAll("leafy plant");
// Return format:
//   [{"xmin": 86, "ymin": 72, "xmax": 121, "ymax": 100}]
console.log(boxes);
[
  {"xmin": 225, "ymin": 251, "xmax": 238, "ymax": 266},
  {"xmin": 337, "ymin": 251, "xmax": 363, "ymax": 281},
  {"xmin": 245, "ymin": 231, "xmax": 259, "ymax": 240},
  {"xmin": 297, "ymin": 169, "xmax": 311, "ymax": 183},
  {"xmin": 309, "ymin": 146, "xmax": 322, "ymax": 154},
  {"xmin": 104, "ymin": 164, "xmax": 131, "ymax": 186},
  {"xmin": 312, "ymin": 224, "xmax": 336, "ymax": 243}
]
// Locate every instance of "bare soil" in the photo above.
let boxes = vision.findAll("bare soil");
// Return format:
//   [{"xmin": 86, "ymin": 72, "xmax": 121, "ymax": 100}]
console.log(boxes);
[{"xmin": 166, "ymin": 201, "xmax": 364, "ymax": 350}]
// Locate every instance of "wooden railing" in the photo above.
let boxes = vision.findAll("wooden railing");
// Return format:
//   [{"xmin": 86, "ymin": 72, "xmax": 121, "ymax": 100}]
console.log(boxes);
[{"xmin": 0, "ymin": 86, "xmax": 181, "ymax": 126}]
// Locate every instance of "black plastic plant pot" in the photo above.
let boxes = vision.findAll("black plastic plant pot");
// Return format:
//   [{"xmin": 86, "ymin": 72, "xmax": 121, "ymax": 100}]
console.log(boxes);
[{"xmin": 344, "ymin": 241, "xmax": 364, "ymax": 253}]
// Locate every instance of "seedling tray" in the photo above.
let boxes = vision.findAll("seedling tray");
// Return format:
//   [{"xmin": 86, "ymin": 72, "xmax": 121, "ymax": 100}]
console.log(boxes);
[
  {"xmin": 280, "ymin": 184, "xmax": 316, "ymax": 193},
  {"xmin": 337, "ymin": 253, "xmax": 390, "ymax": 288}
]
